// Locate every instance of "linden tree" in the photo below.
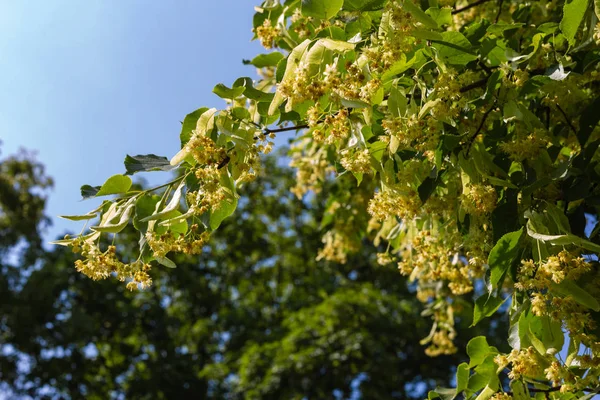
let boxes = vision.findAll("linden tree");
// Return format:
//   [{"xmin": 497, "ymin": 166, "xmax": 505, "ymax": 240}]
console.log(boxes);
[{"xmin": 58, "ymin": 0, "xmax": 600, "ymax": 398}]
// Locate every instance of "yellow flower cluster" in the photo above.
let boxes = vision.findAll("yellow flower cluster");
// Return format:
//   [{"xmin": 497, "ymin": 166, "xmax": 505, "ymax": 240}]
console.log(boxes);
[
  {"xmin": 289, "ymin": 141, "xmax": 333, "ymax": 198},
  {"xmin": 254, "ymin": 19, "xmax": 280, "ymax": 50},
  {"xmin": 382, "ymin": 114, "xmax": 439, "ymax": 153},
  {"xmin": 461, "ymin": 184, "xmax": 497, "ymax": 216},
  {"xmin": 516, "ymin": 251, "xmax": 592, "ymax": 290},
  {"xmin": 340, "ymin": 148, "xmax": 371, "ymax": 174},
  {"xmin": 312, "ymin": 109, "xmax": 351, "ymax": 145},
  {"xmin": 515, "ymin": 250, "xmax": 600, "ymax": 363},
  {"xmin": 69, "ymin": 238, "xmax": 152, "ymax": 290},
  {"xmin": 425, "ymin": 329, "xmax": 457, "ymax": 357},
  {"xmin": 397, "ymin": 226, "xmax": 479, "ymax": 296},
  {"xmin": 316, "ymin": 229, "xmax": 360, "ymax": 264},
  {"xmin": 422, "ymin": 303, "xmax": 458, "ymax": 357},
  {"xmin": 368, "ymin": 189, "xmax": 421, "ymax": 221},
  {"xmin": 499, "ymin": 127, "xmax": 549, "ymax": 162},
  {"xmin": 146, "ymin": 230, "xmax": 210, "ymax": 258},
  {"xmin": 429, "ymin": 69, "xmax": 467, "ymax": 120},
  {"xmin": 279, "ymin": 61, "xmax": 328, "ymax": 105},
  {"xmin": 186, "ymin": 135, "xmax": 227, "ymax": 167},
  {"xmin": 188, "ymin": 165, "xmax": 228, "ymax": 215},
  {"xmin": 495, "ymin": 347, "xmax": 545, "ymax": 380},
  {"xmin": 490, "ymin": 393, "xmax": 513, "ymax": 400}
]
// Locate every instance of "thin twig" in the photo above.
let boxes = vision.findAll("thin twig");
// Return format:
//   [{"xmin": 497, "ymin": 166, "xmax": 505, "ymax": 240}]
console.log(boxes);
[
  {"xmin": 452, "ymin": 0, "xmax": 493, "ymax": 15},
  {"xmin": 478, "ymin": 61, "xmax": 493, "ymax": 76},
  {"xmin": 506, "ymin": 386, "xmax": 598, "ymax": 396},
  {"xmin": 556, "ymin": 104, "xmax": 577, "ymax": 134},
  {"xmin": 460, "ymin": 78, "xmax": 489, "ymax": 93},
  {"xmin": 495, "ymin": 0, "xmax": 504, "ymax": 23},
  {"xmin": 466, "ymin": 103, "xmax": 496, "ymax": 155},
  {"xmin": 264, "ymin": 124, "xmax": 309, "ymax": 134}
]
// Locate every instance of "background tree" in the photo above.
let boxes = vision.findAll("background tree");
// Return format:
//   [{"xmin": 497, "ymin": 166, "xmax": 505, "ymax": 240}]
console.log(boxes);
[{"xmin": 1, "ymin": 149, "xmax": 505, "ymax": 399}]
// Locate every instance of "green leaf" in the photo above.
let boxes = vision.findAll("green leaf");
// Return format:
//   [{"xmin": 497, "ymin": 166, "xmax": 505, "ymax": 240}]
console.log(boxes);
[
  {"xmin": 124, "ymin": 154, "xmax": 175, "ymax": 175},
  {"xmin": 369, "ymin": 141, "xmax": 388, "ymax": 162},
  {"xmin": 50, "ymin": 231, "xmax": 100, "ymax": 246},
  {"xmin": 382, "ymin": 53, "xmax": 418, "ymax": 83},
  {"xmin": 425, "ymin": 7, "xmax": 452, "ymax": 27},
  {"xmin": 431, "ymin": 31, "xmax": 478, "ymax": 65},
  {"xmin": 80, "ymin": 184, "xmax": 100, "ymax": 199},
  {"xmin": 577, "ymin": 94, "xmax": 600, "ymax": 147},
  {"xmin": 595, "ymin": 0, "xmax": 600, "ymax": 19},
  {"xmin": 552, "ymin": 280, "xmax": 600, "ymax": 311},
  {"xmin": 510, "ymin": 381, "xmax": 528, "ymax": 400},
  {"xmin": 526, "ymin": 221, "xmax": 600, "ymax": 253},
  {"xmin": 96, "ymin": 175, "xmax": 133, "ymax": 197},
  {"xmin": 475, "ymin": 385, "xmax": 497, "ymax": 400},
  {"xmin": 247, "ymin": 52, "xmax": 284, "ymax": 68},
  {"xmin": 59, "ymin": 212, "xmax": 98, "ymax": 221},
  {"xmin": 172, "ymin": 108, "xmax": 218, "ymax": 165},
  {"xmin": 156, "ymin": 210, "xmax": 189, "ymax": 235},
  {"xmin": 301, "ymin": 0, "xmax": 343, "ymax": 19},
  {"xmin": 486, "ymin": 22, "xmax": 524, "ymax": 36},
  {"xmin": 528, "ymin": 320, "xmax": 547, "ymax": 354},
  {"xmin": 403, "ymin": 0, "xmax": 439, "ymax": 29},
  {"xmin": 388, "ymin": 85, "xmax": 408, "ymax": 118},
  {"xmin": 472, "ymin": 295, "xmax": 508, "ymax": 326},
  {"xmin": 233, "ymin": 77, "xmax": 275, "ymax": 102},
  {"xmin": 560, "ymin": 0, "xmax": 590, "ymax": 46},
  {"xmin": 343, "ymin": 0, "xmax": 387, "ymax": 11},
  {"xmin": 140, "ymin": 180, "xmax": 185, "ymax": 222},
  {"xmin": 428, "ymin": 388, "xmax": 458, "ymax": 400},
  {"xmin": 488, "ymin": 228, "xmax": 523, "ymax": 290},
  {"xmin": 418, "ymin": 176, "xmax": 440, "ymax": 203},
  {"xmin": 213, "ymin": 83, "xmax": 246, "ymax": 99},
  {"xmin": 209, "ymin": 169, "xmax": 238, "ymax": 230},
  {"xmin": 91, "ymin": 198, "xmax": 136, "ymax": 233},
  {"xmin": 270, "ymin": 40, "xmax": 312, "ymax": 115},
  {"xmin": 456, "ymin": 363, "xmax": 470, "ymax": 394},
  {"xmin": 133, "ymin": 194, "xmax": 160, "ymax": 233},
  {"xmin": 541, "ymin": 315, "xmax": 564, "ymax": 352},
  {"xmin": 467, "ymin": 336, "xmax": 491, "ymax": 367},
  {"xmin": 180, "ymin": 107, "xmax": 209, "ymax": 147},
  {"xmin": 155, "ymin": 256, "xmax": 177, "ymax": 268},
  {"xmin": 469, "ymin": 354, "xmax": 500, "ymax": 393}
]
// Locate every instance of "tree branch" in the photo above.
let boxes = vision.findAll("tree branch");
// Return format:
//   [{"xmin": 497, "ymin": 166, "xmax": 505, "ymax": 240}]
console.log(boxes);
[
  {"xmin": 556, "ymin": 104, "xmax": 577, "ymax": 134},
  {"xmin": 460, "ymin": 78, "xmax": 489, "ymax": 93},
  {"xmin": 466, "ymin": 103, "xmax": 496, "ymax": 154},
  {"xmin": 452, "ymin": 0, "xmax": 494, "ymax": 15},
  {"xmin": 506, "ymin": 386, "xmax": 599, "ymax": 396},
  {"xmin": 264, "ymin": 124, "xmax": 309, "ymax": 134},
  {"xmin": 495, "ymin": 0, "xmax": 504, "ymax": 23}
]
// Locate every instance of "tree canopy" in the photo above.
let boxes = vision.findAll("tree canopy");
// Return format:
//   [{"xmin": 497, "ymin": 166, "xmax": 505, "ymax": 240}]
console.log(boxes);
[{"xmin": 57, "ymin": 0, "xmax": 600, "ymax": 399}]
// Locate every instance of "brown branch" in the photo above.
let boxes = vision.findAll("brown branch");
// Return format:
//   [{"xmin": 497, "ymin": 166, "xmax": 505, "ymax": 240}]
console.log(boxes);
[
  {"xmin": 506, "ymin": 386, "xmax": 598, "ymax": 396},
  {"xmin": 466, "ymin": 103, "xmax": 496, "ymax": 155},
  {"xmin": 556, "ymin": 104, "xmax": 577, "ymax": 134},
  {"xmin": 495, "ymin": 0, "xmax": 504, "ymax": 23},
  {"xmin": 460, "ymin": 78, "xmax": 489, "ymax": 93},
  {"xmin": 264, "ymin": 124, "xmax": 309, "ymax": 134},
  {"xmin": 452, "ymin": 0, "xmax": 494, "ymax": 15}
]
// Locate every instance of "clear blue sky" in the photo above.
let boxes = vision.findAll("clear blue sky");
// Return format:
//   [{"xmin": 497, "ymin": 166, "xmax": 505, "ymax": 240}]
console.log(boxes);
[{"xmin": 0, "ymin": 0, "xmax": 264, "ymax": 242}]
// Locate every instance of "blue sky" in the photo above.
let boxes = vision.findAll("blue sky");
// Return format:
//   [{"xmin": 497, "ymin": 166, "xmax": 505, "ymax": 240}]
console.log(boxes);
[{"xmin": 0, "ymin": 0, "xmax": 265, "ymax": 242}]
